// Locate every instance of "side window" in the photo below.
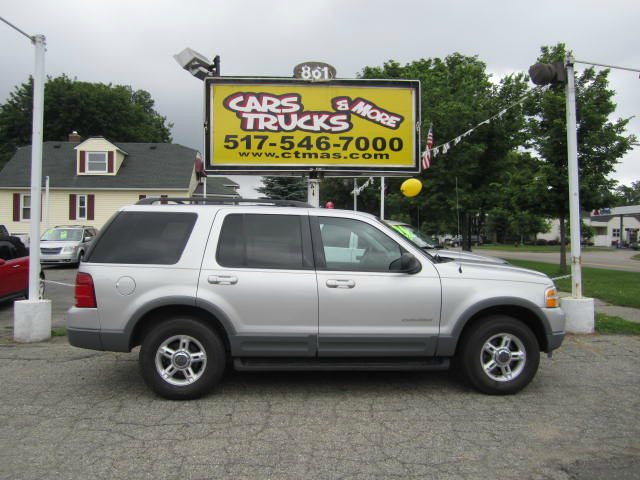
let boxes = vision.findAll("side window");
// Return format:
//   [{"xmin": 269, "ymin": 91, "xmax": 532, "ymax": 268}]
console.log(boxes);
[
  {"xmin": 319, "ymin": 217, "xmax": 403, "ymax": 272},
  {"xmin": 217, "ymin": 214, "xmax": 309, "ymax": 270},
  {"xmin": 0, "ymin": 241, "xmax": 18, "ymax": 261},
  {"xmin": 87, "ymin": 212, "xmax": 197, "ymax": 264}
]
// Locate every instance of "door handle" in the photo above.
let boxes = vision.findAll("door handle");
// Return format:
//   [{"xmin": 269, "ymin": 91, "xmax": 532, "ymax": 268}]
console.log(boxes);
[
  {"xmin": 326, "ymin": 279, "xmax": 355, "ymax": 289},
  {"xmin": 208, "ymin": 275, "xmax": 238, "ymax": 285},
  {"xmin": 12, "ymin": 265, "xmax": 21, "ymax": 269}
]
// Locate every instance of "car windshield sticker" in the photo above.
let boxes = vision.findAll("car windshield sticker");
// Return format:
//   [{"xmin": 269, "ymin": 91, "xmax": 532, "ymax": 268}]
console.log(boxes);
[{"xmin": 60, "ymin": 230, "xmax": 68, "ymax": 240}]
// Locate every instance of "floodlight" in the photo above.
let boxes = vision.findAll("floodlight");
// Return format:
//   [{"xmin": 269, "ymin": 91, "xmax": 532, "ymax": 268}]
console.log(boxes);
[{"xmin": 174, "ymin": 47, "xmax": 218, "ymax": 80}]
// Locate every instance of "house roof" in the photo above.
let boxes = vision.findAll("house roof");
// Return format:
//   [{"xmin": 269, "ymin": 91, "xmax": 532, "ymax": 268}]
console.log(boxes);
[
  {"xmin": 74, "ymin": 136, "xmax": 129, "ymax": 155},
  {"xmin": 0, "ymin": 141, "xmax": 199, "ymax": 190},
  {"xmin": 193, "ymin": 177, "xmax": 240, "ymax": 197}
]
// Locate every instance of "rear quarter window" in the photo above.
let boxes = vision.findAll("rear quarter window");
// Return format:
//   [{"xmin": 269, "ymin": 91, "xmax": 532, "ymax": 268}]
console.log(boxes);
[{"xmin": 87, "ymin": 212, "xmax": 197, "ymax": 264}]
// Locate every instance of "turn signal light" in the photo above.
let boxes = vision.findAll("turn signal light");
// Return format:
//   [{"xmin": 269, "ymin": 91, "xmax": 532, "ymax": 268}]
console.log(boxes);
[
  {"xmin": 545, "ymin": 287, "xmax": 559, "ymax": 308},
  {"xmin": 75, "ymin": 272, "xmax": 97, "ymax": 308}
]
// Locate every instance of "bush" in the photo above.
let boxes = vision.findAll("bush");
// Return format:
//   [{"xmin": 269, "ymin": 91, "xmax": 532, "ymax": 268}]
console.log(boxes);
[
  {"xmin": 547, "ymin": 239, "xmax": 558, "ymax": 246},
  {"xmin": 535, "ymin": 239, "xmax": 548, "ymax": 246}
]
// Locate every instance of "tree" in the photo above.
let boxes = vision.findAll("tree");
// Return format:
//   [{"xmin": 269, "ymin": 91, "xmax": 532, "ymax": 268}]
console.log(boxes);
[
  {"xmin": 614, "ymin": 181, "xmax": 640, "ymax": 206},
  {"xmin": 526, "ymin": 44, "xmax": 636, "ymax": 270},
  {"xmin": 0, "ymin": 74, "xmax": 173, "ymax": 170},
  {"xmin": 257, "ymin": 176, "xmax": 307, "ymax": 201},
  {"xmin": 358, "ymin": 55, "xmax": 530, "ymax": 251}
]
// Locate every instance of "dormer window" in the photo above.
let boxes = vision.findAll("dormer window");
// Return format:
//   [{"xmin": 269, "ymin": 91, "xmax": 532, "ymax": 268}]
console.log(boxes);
[{"xmin": 87, "ymin": 152, "xmax": 108, "ymax": 173}]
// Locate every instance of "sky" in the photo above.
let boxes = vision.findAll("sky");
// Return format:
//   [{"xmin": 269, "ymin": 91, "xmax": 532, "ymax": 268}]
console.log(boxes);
[{"xmin": 0, "ymin": 0, "xmax": 638, "ymax": 194}]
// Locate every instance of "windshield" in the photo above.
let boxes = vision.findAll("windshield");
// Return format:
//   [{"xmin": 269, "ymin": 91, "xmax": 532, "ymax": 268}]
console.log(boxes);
[
  {"xmin": 387, "ymin": 223, "xmax": 437, "ymax": 249},
  {"xmin": 41, "ymin": 228, "xmax": 83, "ymax": 242}
]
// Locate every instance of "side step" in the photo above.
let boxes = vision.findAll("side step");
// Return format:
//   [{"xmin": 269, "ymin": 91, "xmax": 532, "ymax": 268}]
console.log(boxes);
[{"xmin": 233, "ymin": 357, "xmax": 450, "ymax": 372}]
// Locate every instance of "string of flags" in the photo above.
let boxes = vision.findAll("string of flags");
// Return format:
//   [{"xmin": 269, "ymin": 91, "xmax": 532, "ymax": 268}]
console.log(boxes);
[
  {"xmin": 350, "ymin": 176, "xmax": 376, "ymax": 196},
  {"xmin": 421, "ymin": 85, "xmax": 549, "ymax": 166}
]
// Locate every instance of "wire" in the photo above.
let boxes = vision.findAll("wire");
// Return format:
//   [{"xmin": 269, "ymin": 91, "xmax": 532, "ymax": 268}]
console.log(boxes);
[{"xmin": 0, "ymin": 16, "xmax": 33, "ymax": 41}]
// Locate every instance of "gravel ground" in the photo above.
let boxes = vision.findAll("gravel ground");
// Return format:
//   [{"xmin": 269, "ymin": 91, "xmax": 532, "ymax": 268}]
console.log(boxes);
[{"xmin": 0, "ymin": 334, "xmax": 638, "ymax": 480}]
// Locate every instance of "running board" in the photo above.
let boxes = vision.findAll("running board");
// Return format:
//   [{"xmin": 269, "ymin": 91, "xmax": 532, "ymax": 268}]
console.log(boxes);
[{"xmin": 233, "ymin": 357, "xmax": 450, "ymax": 372}]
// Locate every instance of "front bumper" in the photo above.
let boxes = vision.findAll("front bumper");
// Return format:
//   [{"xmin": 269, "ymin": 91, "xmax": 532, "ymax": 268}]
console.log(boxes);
[
  {"xmin": 540, "ymin": 306, "xmax": 566, "ymax": 352},
  {"xmin": 40, "ymin": 252, "xmax": 79, "ymax": 264}
]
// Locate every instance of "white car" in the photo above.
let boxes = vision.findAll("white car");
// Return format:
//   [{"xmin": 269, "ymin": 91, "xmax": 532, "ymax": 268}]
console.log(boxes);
[{"xmin": 385, "ymin": 221, "xmax": 508, "ymax": 265}]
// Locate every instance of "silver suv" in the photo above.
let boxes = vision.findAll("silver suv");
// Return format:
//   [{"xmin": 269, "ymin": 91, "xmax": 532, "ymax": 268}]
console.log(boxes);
[
  {"xmin": 40, "ymin": 225, "xmax": 98, "ymax": 266},
  {"xmin": 67, "ymin": 198, "xmax": 565, "ymax": 400}
]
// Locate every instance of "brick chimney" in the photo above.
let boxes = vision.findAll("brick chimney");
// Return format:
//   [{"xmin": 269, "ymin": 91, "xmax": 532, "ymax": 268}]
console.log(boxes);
[{"xmin": 68, "ymin": 131, "xmax": 81, "ymax": 142}]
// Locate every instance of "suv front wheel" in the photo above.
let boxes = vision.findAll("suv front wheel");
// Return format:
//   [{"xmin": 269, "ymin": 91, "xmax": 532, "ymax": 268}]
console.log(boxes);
[
  {"xmin": 459, "ymin": 315, "xmax": 540, "ymax": 395},
  {"xmin": 139, "ymin": 316, "xmax": 226, "ymax": 400}
]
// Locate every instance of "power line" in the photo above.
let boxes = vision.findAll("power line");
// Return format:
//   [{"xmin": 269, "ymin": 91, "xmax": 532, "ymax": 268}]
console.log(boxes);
[{"xmin": 0, "ymin": 16, "xmax": 33, "ymax": 41}]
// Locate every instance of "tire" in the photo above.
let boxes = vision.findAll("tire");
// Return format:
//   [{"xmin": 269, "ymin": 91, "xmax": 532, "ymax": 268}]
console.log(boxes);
[
  {"xmin": 139, "ymin": 316, "xmax": 226, "ymax": 400},
  {"xmin": 458, "ymin": 315, "xmax": 540, "ymax": 395},
  {"xmin": 76, "ymin": 251, "xmax": 84, "ymax": 267}
]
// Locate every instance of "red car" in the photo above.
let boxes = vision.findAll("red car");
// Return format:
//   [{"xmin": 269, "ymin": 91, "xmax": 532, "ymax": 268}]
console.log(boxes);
[{"xmin": 0, "ymin": 236, "xmax": 44, "ymax": 303}]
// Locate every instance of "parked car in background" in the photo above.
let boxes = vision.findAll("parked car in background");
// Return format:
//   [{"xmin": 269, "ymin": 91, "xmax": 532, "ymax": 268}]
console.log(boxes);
[
  {"xmin": 40, "ymin": 225, "xmax": 98, "ymax": 266},
  {"xmin": 0, "ymin": 236, "xmax": 44, "ymax": 303},
  {"xmin": 385, "ymin": 221, "xmax": 507, "ymax": 265}
]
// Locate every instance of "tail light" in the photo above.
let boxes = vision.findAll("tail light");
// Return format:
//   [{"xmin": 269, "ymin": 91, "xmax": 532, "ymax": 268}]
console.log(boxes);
[{"xmin": 75, "ymin": 272, "xmax": 97, "ymax": 308}]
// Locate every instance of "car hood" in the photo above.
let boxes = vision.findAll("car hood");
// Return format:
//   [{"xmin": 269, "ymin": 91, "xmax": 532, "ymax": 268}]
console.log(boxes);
[
  {"xmin": 40, "ymin": 241, "xmax": 80, "ymax": 248},
  {"xmin": 434, "ymin": 258, "xmax": 550, "ymax": 284},
  {"xmin": 426, "ymin": 248, "xmax": 508, "ymax": 265}
]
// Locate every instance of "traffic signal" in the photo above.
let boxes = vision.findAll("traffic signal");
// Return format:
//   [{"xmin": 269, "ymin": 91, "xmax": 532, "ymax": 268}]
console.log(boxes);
[{"xmin": 528, "ymin": 61, "xmax": 567, "ymax": 85}]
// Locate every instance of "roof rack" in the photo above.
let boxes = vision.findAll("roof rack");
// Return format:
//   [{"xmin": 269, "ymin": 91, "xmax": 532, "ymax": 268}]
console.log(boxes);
[{"xmin": 135, "ymin": 196, "xmax": 313, "ymax": 208}]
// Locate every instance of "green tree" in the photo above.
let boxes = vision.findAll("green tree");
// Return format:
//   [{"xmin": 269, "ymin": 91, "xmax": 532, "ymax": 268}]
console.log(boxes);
[
  {"xmin": 526, "ymin": 44, "xmax": 636, "ymax": 270},
  {"xmin": 0, "ymin": 74, "xmax": 173, "ymax": 170},
  {"xmin": 257, "ymin": 176, "xmax": 307, "ymax": 201},
  {"xmin": 359, "ymin": 55, "xmax": 530, "ymax": 250},
  {"xmin": 614, "ymin": 180, "xmax": 640, "ymax": 206}
]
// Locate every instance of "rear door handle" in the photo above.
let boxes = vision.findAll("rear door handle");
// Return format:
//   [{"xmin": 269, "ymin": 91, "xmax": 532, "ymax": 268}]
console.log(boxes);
[
  {"xmin": 12, "ymin": 265, "xmax": 21, "ymax": 269},
  {"xmin": 208, "ymin": 275, "xmax": 238, "ymax": 285},
  {"xmin": 326, "ymin": 279, "xmax": 355, "ymax": 289}
]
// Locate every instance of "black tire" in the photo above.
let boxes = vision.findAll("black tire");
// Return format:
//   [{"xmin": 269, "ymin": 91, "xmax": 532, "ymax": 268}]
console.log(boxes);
[
  {"xmin": 139, "ymin": 316, "xmax": 226, "ymax": 400},
  {"xmin": 76, "ymin": 251, "xmax": 84, "ymax": 267},
  {"xmin": 458, "ymin": 315, "xmax": 540, "ymax": 395}
]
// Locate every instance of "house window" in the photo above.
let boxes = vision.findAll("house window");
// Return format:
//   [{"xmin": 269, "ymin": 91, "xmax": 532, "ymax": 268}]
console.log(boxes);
[
  {"xmin": 77, "ymin": 195, "xmax": 87, "ymax": 220},
  {"xmin": 21, "ymin": 194, "xmax": 31, "ymax": 220},
  {"xmin": 87, "ymin": 152, "xmax": 108, "ymax": 173},
  {"xmin": 613, "ymin": 228, "xmax": 620, "ymax": 238}
]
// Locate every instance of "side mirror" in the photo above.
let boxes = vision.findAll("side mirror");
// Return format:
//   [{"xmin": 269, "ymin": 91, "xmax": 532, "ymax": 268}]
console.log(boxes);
[
  {"xmin": 389, "ymin": 252, "xmax": 421, "ymax": 274},
  {"xmin": 84, "ymin": 237, "xmax": 92, "ymax": 243}
]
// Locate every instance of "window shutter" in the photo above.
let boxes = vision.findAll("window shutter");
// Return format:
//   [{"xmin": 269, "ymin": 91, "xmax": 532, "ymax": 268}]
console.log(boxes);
[
  {"xmin": 108, "ymin": 151, "xmax": 114, "ymax": 173},
  {"xmin": 69, "ymin": 194, "xmax": 77, "ymax": 220},
  {"xmin": 79, "ymin": 151, "xmax": 86, "ymax": 173},
  {"xmin": 13, "ymin": 193, "xmax": 20, "ymax": 221},
  {"xmin": 88, "ymin": 194, "xmax": 95, "ymax": 221}
]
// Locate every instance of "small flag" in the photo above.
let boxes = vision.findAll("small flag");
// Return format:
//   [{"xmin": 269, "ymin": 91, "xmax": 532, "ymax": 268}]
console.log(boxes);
[{"xmin": 422, "ymin": 124, "xmax": 433, "ymax": 170}]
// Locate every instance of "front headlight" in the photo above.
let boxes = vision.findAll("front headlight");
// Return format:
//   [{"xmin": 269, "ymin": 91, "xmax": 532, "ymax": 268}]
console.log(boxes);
[
  {"xmin": 545, "ymin": 286, "xmax": 559, "ymax": 308},
  {"xmin": 62, "ymin": 246, "xmax": 76, "ymax": 254}
]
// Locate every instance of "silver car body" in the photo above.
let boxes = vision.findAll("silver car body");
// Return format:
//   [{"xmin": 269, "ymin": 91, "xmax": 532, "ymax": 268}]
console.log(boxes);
[
  {"xmin": 68, "ymin": 205, "xmax": 565, "ymax": 358},
  {"xmin": 40, "ymin": 226, "xmax": 97, "ymax": 265}
]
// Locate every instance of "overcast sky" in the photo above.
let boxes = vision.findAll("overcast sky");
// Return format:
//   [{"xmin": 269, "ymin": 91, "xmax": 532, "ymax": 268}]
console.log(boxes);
[{"xmin": 1, "ymin": 0, "xmax": 638, "ymax": 189}]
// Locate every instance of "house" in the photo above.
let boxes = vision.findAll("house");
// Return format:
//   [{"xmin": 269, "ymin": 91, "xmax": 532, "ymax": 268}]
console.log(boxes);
[
  {"xmin": 0, "ymin": 134, "xmax": 239, "ymax": 236},
  {"xmin": 536, "ymin": 206, "xmax": 640, "ymax": 247}
]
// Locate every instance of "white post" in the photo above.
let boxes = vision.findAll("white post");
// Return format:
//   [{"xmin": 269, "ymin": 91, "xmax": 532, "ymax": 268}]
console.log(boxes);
[
  {"xmin": 307, "ymin": 177, "xmax": 320, "ymax": 207},
  {"xmin": 353, "ymin": 179, "xmax": 357, "ymax": 211},
  {"xmin": 565, "ymin": 55, "xmax": 582, "ymax": 298},
  {"xmin": 14, "ymin": 32, "xmax": 51, "ymax": 343},
  {"xmin": 380, "ymin": 176, "xmax": 385, "ymax": 220},
  {"xmin": 28, "ymin": 34, "xmax": 45, "ymax": 300},
  {"xmin": 43, "ymin": 175, "xmax": 49, "ymax": 231},
  {"xmin": 560, "ymin": 53, "xmax": 594, "ymax": 333}
]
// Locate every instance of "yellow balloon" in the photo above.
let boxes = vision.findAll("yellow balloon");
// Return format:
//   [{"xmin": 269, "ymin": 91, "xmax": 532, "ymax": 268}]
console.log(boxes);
[{"xmin": 401, "ymin": 178, "xmax": 423, "ymax": 197}]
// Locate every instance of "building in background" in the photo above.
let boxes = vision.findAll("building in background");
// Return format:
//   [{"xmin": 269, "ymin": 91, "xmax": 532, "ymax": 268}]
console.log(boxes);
[{"xmin": 0, "ymin": 134, "xmax": 239, "ymax": 238}]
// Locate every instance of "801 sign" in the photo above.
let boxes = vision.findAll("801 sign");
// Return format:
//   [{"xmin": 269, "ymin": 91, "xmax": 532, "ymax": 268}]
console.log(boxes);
[{"xmin": 293, "ymin": 62, "xmax": 336, "ymax": 82}]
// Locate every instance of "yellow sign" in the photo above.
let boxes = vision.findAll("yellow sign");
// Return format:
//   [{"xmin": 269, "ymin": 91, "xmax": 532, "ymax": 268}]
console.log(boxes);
[{"xmin": 206, "ymin": 78, "xmax": 420, "ymax": 174}]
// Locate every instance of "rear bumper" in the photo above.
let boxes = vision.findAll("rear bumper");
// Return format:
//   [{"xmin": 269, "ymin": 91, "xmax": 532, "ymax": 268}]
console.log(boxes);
[{"xmin": 67, "ymin": 327, "xmax": 103, "ymax": 350}]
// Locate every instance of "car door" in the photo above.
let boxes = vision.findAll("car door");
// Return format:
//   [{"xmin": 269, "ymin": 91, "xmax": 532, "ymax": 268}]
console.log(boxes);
[
  {"xmin": 198, "ymin": 208, "xmax": 319, "ymax": 357},
  {"xmin": 0, "ymin": 240, "xmax": 28, "ymax": 298},
  {"xmin": 312, "ymin": 214, "xmax": 441, "ymax": 357}
]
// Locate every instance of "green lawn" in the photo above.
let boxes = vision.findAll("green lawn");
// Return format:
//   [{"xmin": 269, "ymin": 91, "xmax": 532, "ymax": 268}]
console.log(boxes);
[
  {"xmin": 596, "ymin": 313, "xmax": 640, "ymax": 334},
  {"xmin": 476, "ymin": 244, "xmax": 615, "ymax": 253},
  {"xmin": 507, "ymin": 259, "xmax": 640, "ymax": 309}
]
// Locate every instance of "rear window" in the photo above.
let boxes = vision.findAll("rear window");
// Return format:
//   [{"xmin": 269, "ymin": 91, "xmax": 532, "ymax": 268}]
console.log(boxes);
[{"xmin": 87, "ymin": 212, "xmax": 197, "ymax": 264}]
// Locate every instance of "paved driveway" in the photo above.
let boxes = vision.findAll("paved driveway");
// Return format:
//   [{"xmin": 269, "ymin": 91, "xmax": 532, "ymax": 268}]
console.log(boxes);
[
  {"xmin": 0, "ymin": 334, "xmax": 638, "ymax": 479},
  {"xmin": 478, "ymin": 248, "xmax": 640, "ymax": 272}
]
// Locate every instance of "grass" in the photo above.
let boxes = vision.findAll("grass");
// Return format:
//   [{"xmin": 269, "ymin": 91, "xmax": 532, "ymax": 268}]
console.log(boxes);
[
  {"xmin": 595, "ymin": 313, "xmax": 640, "ymax": 334},
  {"xmin": 632, "ymin": 253, "xmax": 640, "ymax": 261},
  {"xmin": 507, "ymin": 259, "xmax": 640, "ymax": 309},
  {"xmin": 51, "ymin": 327, "xmax": 67, "ymax": 337},
  {"xmin": 476, "ymin": 244, "xmax": 615, "ymax": 253}
]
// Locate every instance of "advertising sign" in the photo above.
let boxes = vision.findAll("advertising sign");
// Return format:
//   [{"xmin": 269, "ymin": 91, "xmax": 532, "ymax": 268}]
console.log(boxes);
[{"xmin": 205, "ymin": 77, "xmax": 420, "ymax": 174}]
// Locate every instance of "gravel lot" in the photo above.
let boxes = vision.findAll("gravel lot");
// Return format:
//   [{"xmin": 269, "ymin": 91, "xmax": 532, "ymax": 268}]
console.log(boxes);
[{"xmin": 0, "ymin": 334, "xmax": 638, "ymax": 480}]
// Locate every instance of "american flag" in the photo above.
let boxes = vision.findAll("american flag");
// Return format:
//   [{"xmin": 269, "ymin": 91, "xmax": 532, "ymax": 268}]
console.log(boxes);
[{"xmin": 422, "ymin": 124, "xmax": 433, "ymax": 170}]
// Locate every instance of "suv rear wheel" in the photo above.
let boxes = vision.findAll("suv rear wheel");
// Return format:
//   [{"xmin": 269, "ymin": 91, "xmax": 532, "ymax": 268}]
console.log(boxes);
[
  {"xmin": 459, "ymin": 315, "xmax": 540, "ymax": 395},
  {"xmin": 139, "ymin": 316, "xmax": 226, "ymax": 400}
]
